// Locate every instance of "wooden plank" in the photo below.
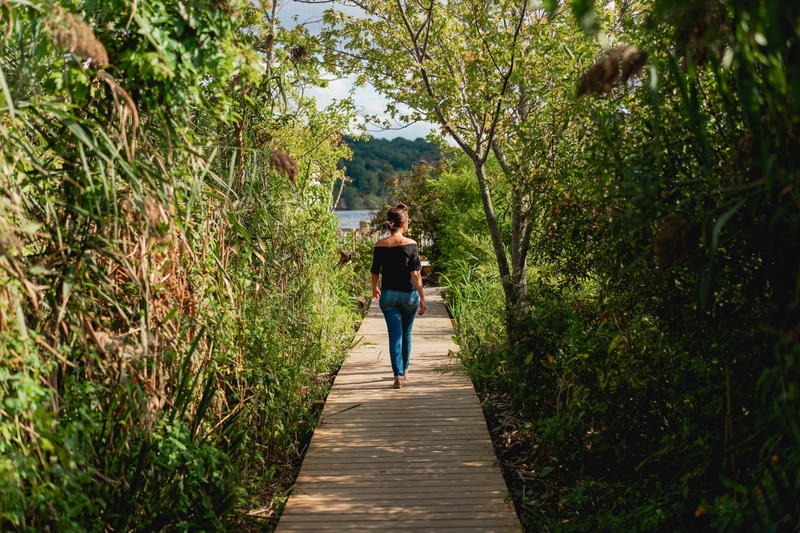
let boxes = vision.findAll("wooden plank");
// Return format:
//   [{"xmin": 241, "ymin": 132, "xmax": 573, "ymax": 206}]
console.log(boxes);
[
  {"xmin": 289, "ymin": 490, "xmax": 510, "ymax": 499},
  {"xmin": 279, "ymin": 515, "xmax": 520, "ymax": 526},
  {"xmin": 288, "ymin": 494, "xmax": 509, "ymax": 503},
  {"xmin": 279, "ymin": 525, "xmax": 518, "ymax": 532},
  {"xmin": 284, "ymin": 502, "xmax": 513, "ymax": 512},
  {"xmin": 276, "ymin": 287, "xmax": 520, "ymax": 532},
  {"xmin": 302, "ymin": 455, "xmax": 497, "ymax": 463},
  {"xmin": 315, "ymin": 420, "xmax": 488, "ymax": 426},
  {"xmin": 280, "ymin": 513, "xmax": 518, "ymax": 524},
  {"xmin": 298, "ymin": 466, "xmax": 503, "ymax": 475},
  {"xmin": 309, "ymin": 440, "xmax": 492, "ymax": 448},
  {"xmin": 281, "ymin": 521, "xmax": 520, "ymax": 528},
  {"xmin": 308, "ymin": 432, "xmax": 494, "ymax": 440},
  {"xmin": 291, "ymin": 478, "xmax": 509, "ymax": 489}
]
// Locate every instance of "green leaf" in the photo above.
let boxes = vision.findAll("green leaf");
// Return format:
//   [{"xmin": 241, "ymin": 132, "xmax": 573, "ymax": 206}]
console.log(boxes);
[
  {"xmin": 0, "ymin": 63, "xmax": 15, "ymax": 119},
  {"xmin": 719, "ymin": 475, "xmax": 748, "ymax": 494},
  {"xmin": 539, "ymin": 466, "xmax": 555, "ymax": 477},
  {"xmin": 63, "ymin": 119, "xmax": 96, "ymax": 150},
  {"xmin": 711, "ymin": 199, "xmax": 746, "ymax": 256},
  {"xmin": 542, "ymin": 0, "xmax": 560, "ymax": 15},
  {"xmin": 570, "ymin": 0, "xmax": 597, "ymax": 34}
]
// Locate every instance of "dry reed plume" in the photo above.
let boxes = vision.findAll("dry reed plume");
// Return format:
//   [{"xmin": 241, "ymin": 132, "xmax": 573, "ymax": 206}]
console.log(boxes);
[
  {"xmin": 45, "ymin": 6, "xmax": 109, "ymax": 67},
  {"xmin": 97, "ymin": 71, "xmax": 140, "ymax": 157},
  {"xmin": 290, "ymin": 45, "xmax": 309, "ymax": 62},
  {"xmin": 577, "ymin": 44, "xmax": 647, "ymax": 96},
  {"xmin": 653, "ymin": 213, "xmax": 698, "ymax": 268},
  {"xmin": 262, "ymin": 33, "xmax": 275, "ymax": 55},
  {"xmin": 270, "ymin": 149, "xmax": 298, "ymax": 182}
]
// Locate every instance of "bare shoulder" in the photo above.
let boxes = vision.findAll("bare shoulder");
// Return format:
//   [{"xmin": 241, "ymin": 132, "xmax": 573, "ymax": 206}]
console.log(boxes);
[
  {"xmin": 404, "ymin": 238, "xmax": 417, "ymax": 245},
  {"xmin": 375, "ymin": 237, "xmax": 390, "ymax": 247}
]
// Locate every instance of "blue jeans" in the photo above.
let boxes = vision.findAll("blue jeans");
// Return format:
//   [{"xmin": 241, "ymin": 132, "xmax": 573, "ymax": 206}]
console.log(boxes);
[{"xmin": 379, "ymin": 289, "xmax": 419, "ymax": 378}]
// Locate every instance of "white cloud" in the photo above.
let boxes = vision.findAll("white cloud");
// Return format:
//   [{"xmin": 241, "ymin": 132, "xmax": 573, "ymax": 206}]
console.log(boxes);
[{"xmin": 279, "ymin": 1, "xmax": 437, "ymax": 141}]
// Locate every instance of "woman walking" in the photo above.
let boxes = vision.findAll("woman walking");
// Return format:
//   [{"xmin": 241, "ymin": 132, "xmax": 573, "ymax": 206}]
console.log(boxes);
[{"xmin": 370, "ymin": 204, "xmax": 427, "ymax": 389}]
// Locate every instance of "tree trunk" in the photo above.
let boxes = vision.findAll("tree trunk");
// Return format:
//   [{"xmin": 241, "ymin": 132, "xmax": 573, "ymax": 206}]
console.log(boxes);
[{"xmin": 472, "ymin": 158, "xmax": 529, "ymax": 347}]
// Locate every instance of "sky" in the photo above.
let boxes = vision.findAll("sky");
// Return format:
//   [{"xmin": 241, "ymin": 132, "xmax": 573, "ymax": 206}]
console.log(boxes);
[{"xmin": 277, "ymin": 1, "xmax": 437, "ymax": 140}]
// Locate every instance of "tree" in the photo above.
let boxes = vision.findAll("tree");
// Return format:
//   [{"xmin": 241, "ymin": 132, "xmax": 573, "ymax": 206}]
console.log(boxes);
[{"xmin": 324, "ymin": 0, "xmax": 587, "ymax": 341}]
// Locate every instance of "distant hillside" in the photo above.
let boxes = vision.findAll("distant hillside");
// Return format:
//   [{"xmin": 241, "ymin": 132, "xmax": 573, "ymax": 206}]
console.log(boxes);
[{"xmin": 336, "ymin": 136, "xmax": 441, "ymax": 210}]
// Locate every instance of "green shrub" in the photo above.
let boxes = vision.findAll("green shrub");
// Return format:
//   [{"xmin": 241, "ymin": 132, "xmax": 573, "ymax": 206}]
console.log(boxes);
[{"xmin": 0, "ymin": 0, "xmax": 363, "ymax": 529}]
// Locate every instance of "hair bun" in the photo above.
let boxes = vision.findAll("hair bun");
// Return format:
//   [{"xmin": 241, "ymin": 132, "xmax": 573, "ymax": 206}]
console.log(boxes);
[{"xmin": 385, "ymin": 204, "xmax": 409, "ymax": 233}]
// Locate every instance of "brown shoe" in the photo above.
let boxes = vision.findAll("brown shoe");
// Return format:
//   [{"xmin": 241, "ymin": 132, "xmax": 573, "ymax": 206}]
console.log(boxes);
[{"xmin": 393, "ymin": 378, "xmax": 403, "ymax": 389}]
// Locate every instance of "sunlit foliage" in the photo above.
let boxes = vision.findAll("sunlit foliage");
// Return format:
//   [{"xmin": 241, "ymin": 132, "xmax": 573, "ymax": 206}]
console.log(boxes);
[
  {"xmin": 0, "ymin": 0, "xmax": 364, "ymax": 529},
  {"xmin": 381, "ymin": 0, "xmax": 799, "ymax": 530}
]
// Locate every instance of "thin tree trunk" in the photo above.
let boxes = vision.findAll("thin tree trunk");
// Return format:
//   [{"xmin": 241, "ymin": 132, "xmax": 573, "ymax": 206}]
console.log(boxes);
[
  {"xmin": 473, "ymin": 157, "xmax": 510, "ymax": 286},
  {"xmin": 332, "ymin": 175, "xmax": 347, "ymax": 211},
  {"xmin": 488, "ymin": 140, "xmax": 532, "ymax": 340},
  {"xmin": 510, "ymin": 185, "xmax": 531, "ymax": 309},
  {"xmin": 472, "ymin": 158, "xmax": 529, "ymax": 345},
  {"xmin": 234, "ymin": 116, "xmax": 245, "ymax": 185}
]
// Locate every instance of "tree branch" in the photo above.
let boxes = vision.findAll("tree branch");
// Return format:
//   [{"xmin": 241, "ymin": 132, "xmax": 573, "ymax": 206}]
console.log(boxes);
[
  {"xmin": 481, "ymin": 0, "xmax": 527, "ymax": 165},
  {"xmin": 394, "ymin": 0, "xmax": 475, "ymax": 155}
]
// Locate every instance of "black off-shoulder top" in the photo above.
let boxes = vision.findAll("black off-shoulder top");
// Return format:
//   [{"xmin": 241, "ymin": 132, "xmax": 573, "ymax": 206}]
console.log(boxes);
[{"xmin": 370, "ymin": 243, "xmax": 422, "ymax": 292}]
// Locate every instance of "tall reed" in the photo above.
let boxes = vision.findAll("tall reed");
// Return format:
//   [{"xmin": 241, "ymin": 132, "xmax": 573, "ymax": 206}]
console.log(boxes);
[{"xmin": 0, "ymin": 0, "xmax": 359, "ymax": 529}]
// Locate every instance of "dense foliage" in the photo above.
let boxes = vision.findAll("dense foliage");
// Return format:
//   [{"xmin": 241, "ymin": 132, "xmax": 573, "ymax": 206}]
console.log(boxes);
[
  {"xmin": 336, "ymin": 135, "xmax": 441, "ymax": 209},
  {"xmin": 0, "ymin": 0, "xmax": 366, "ymax": 529},
  {"xmin": 3, "ymin": 0, "xmax": 798, "ymax": 530},
  {"xmin": 380, "ymin": 0, "xmax": 799, "ymax": 530}
]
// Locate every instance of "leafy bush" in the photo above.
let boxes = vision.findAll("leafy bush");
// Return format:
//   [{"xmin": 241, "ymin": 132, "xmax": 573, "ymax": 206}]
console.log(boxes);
[
  {"xmin": 0, "ymin": 0, "xmax": 364, "ymax": 529},
  {"xmin": 428, "ymin": 132, "xmax": 798, "ymax": 531}
]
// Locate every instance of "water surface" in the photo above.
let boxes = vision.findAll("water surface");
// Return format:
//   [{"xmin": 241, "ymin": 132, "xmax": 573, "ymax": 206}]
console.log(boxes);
[{"xmin": 335, "ymin": 209, "xmax": 373, "ymax": 230}]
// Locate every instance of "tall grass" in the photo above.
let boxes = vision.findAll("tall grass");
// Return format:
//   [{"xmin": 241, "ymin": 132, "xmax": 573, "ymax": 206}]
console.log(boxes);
[{"xmin": 0, "ymin": 0, "xmax": 362, "ymax": 529}]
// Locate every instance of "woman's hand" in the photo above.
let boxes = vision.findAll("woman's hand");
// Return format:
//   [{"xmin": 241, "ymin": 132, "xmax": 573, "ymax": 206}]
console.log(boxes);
[
  {"xmin": 418, "ymin": 301, "xmax": 426, "ymax": 316},
  {"xmin": 371, "ymin": 273, "xmax": 380, "ymax": 302}
]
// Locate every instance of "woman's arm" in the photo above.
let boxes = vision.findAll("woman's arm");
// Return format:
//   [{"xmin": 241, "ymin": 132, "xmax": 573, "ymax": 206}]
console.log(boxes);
[
  {"xmin": 371, "ymin": 273, "xmax": 380, "ymax": 300},
  {"xmin": 370, "ymin": 246, "xmax": 381, "ymax": 300},
  {"xmin": 410, "ymin": 270, "xmax": 426, "ymax": 316},
  {"xmin": 372, "ymin": 272, "xmax": 381, "ymax": 300}
]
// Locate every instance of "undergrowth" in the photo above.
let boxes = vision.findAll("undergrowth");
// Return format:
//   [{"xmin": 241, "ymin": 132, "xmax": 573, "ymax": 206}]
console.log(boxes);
[{"xmin": 0, "ymin": 0, "xmax": 370, "ymax": 530}]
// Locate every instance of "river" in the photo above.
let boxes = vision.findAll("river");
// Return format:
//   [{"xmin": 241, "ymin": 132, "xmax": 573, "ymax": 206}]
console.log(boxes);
[{"xmin": 334, "ymin": 210, "xmax": 374, "ymax": 230}]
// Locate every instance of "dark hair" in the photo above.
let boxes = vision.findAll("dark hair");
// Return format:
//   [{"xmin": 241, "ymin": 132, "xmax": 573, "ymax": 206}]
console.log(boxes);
[{"xmin": 385, "ymin": 203, "xmax": 409, "ymax": 233}]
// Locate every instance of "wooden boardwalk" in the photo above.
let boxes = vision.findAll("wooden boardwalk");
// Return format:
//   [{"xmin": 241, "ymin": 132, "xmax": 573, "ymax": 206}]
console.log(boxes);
[{"xmin": 277, "ymin": 288, "xmax": 520, "ymax": 532}]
